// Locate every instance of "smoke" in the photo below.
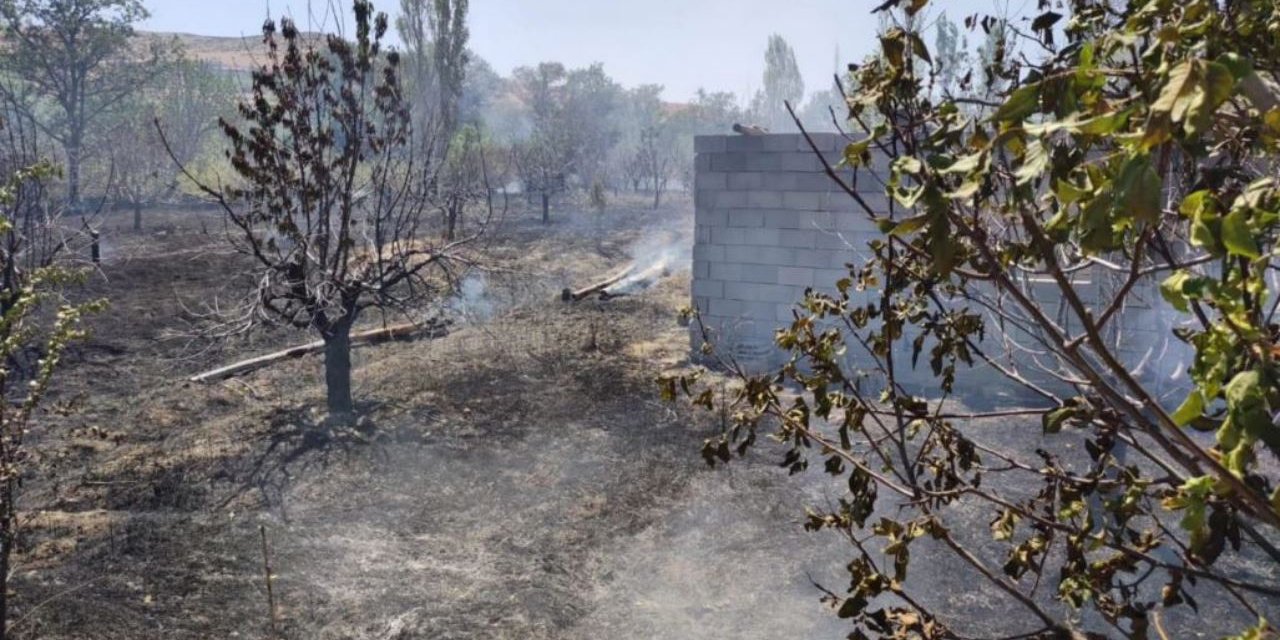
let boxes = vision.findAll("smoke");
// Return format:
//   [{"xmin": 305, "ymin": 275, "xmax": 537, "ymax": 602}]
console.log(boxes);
[
  {"xmin": 603, "ymin": 230, "xmax": 691, "ymax": 296},
  {"xmin": 449, "ymin": 272, "xmax": 497, "ymax": 323}
]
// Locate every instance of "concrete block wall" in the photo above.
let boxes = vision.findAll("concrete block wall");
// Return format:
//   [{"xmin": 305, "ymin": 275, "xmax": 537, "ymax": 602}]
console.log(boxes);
[
  {"xmin": 691, "ymin": 133, "xmax": 882, "ymax": 367},
  {"xmin": 690, "ymin": 133, "xmax": 1192, "ymax": 400}
]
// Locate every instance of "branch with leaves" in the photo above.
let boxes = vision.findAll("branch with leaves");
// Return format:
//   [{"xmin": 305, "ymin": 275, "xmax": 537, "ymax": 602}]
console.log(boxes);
[{"xmin": 663, "ymin": 1, "xmax": 1280, "ymax": 637}]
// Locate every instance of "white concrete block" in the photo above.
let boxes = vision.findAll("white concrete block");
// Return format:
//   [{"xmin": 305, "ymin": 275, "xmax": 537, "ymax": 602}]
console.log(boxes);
[
  {"xmin": 726, "ymin": 245, "xmax": 794, "ymax": 266},
  {"xmin": 776, "ymin": 229, "xmax": 815, "ymax": 249},
  {"xmin": 743, "ymin": 228, "xmax": 782, "ymax": 246},
  {"xmin": 693, "ymin": 259, "xmax": 710, "ymax": 279},
  {"xmin": 727, "ymin": 172, "xmax": 764, "ymax": 191},
  {"xmin": 726, "ymin": 135, "xmax": 767, "ymax": 152},
  {"xmin": 726, "ymin": 209, "xmax": 765, "ymax": 228},
  {"xmin": 693, "ymin": 244, "xmax": 725, "ymax": 262},
  {"xmin": 783, "ymin": 191, "xmax": 825, "ymax": 211},
  {"xmin": 737, "ymin": 264, "xmax": 778, "ymax": 284},
  {"xmin": 711, "ymin": 227, "xmax": 746, "ymax": 245},
  {"xmin": 693, "ymin": 279, "xmax": 725, "ymax": 298},
  {"xmin": 696, "ymin": 172, "xmax": 728, "ymax": 191},
  {"xmin": 695, "ymin": 136, "xmax": 728, "ymax": 153},
  {"xmin": 778, "ymin": 266, "xmax": 816, "ymax": 287},
  {"xmin": 711, "ymin": 153, "xmax": 748, "ymax": 172},
  {"xmin": 747, "ymin": 190, "xmax": 784, "ymax": 209},
  {"xmin": 762, "ymin": 210, "xmax": 801, "ymax": 229},
  {"xmin": 714, "ymin": 190, "xmax": 748, "ymax": 208},
  {"xmin": 709, "ymin": 262, "xmax": 743, "ymax": 281},
  {"xmin": 696, "ymin": 209, "xmax": 727, "ymax": 226}
]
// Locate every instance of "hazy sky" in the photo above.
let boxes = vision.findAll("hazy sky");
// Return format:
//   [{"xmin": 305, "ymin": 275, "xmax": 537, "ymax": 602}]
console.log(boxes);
[{"xmin": 140, "ymin": 0, "xmax": 1023, "ymax": 102}]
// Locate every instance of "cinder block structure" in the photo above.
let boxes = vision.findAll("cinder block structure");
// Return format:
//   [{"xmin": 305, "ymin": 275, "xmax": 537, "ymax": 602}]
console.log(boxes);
[{"xmin": 690, "ymin": 133, "xmax": 1191, "ymax": 399}]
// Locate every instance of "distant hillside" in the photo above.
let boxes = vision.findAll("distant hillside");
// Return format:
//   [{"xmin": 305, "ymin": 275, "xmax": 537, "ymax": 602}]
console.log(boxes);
[{"xmin": 140, "ymin": 30, "xmax": 330, "ymax": 72}]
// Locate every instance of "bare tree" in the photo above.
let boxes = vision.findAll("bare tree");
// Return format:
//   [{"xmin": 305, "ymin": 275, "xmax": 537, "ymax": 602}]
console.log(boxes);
[{"xmin": 163, "ymin": 2, "xmax": 485, "ymax": 417}]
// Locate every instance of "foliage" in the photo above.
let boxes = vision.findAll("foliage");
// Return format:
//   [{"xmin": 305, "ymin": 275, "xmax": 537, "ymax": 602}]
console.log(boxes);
[
  {"xmin": 751, "ymin": 34, "xmax": 805, "ymax": 132},
  {"xmin": 105, "ymin": 57, "xmax": 236, "ymax": 228},
  {"xmin": 0, "ymin": 147, "xmax": 100, "ymax": 639},
  {"xmin": 664, "ymin": 0, "xmax": 1280, "ymax": 637},
  {"xmin": 0, "ymin": 0, "xmax": 173, "ymax": 212},
  {"xmin": 430, "ymin": 0, "xmax": 469, "ymax": 138}
]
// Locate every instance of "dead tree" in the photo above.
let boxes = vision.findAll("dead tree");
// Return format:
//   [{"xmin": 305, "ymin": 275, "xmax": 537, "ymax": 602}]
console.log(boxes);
[{"xmin": 161, "ymin": 2, "xmax": 486, "ymax": 417}]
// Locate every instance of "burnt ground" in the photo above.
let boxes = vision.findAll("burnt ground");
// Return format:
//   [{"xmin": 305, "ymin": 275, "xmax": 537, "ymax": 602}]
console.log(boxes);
[
  {"xmin": 7, "ymin": 198, "xmax": 1276, "ymax": 639},
  {"xmin": 8, "ymin": 198, "xmax": 852, "ymax": 640}
]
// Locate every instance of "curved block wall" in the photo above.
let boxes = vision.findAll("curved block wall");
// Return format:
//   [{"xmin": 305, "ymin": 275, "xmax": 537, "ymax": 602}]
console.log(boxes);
[{"xmin": 690, "ymin": 133, "xmax": 1192, "ymax": 402}]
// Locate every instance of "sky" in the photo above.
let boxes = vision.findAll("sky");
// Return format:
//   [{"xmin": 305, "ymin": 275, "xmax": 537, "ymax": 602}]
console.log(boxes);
[{"xmin": 139, "ymin": 0, "xmax": 1027, "ymax": 103}]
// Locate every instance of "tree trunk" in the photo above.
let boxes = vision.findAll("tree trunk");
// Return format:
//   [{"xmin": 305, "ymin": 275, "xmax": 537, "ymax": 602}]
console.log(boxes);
[
  {"xmin": 0, "ymin": 481, "xmax": 12, "ymax": 640},
  {"xmin": 323, "ymin": 324, "xmax": 354, "ymax": 416},
  {"xmin": 133, "ymin": 201, "xmax": 143, "ymax": 232},
  {"xmin": 541, "ymin": 192, "xmax": 550, "ymax": 224},
  {"xmin": 66, "ymin": 138, "xmax": 81, "ymax": 216},
  {"xmin": 652, "ymin": 189, "xmax": 661, "ymax": 210}
]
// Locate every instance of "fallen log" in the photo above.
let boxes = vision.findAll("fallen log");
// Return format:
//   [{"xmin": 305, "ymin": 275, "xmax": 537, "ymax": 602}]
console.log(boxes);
[
  {"xmin": 189, "ymin": 319, "xmax": 451, "ymax": 384},
  {"xmin": 560, "ymin": 261, "xmax": 635, "ymax": 302},
  {"xmin": 600, "ymin": 261, "xmax": 672, "ymax": 299}
]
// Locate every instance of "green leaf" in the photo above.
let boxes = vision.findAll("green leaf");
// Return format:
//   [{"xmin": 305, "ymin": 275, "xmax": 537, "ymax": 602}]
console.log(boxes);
[
  {"xmin": 1221, "ymin": 208, "xmax": 1261, "ymax": 259},
  {"xmin": 1171, "ymin": 391, "xmax": 1204, "ymax": 427},
  {"xmin": 843, "ymin": 139, "xmax": 873, "ymax": 167},
  {"xmin": 1015, "ymin": 139, "xmax": 1050, "ymax": 186},
  {"xmin": 1161, "ymin": 271, "xmax": 1192, "ymax": 312},
  {"xmin": 1042, "ymin": 407, "xmax": 1075, "ymax": 434},
  {"xmin": 1115, "ymin": 156, "xmax": 1162, "ymax": 224},
  {"xmin": 886, "ymin": 214, "xmax": 930, "ymax": 237},
  {"xmin": 1186, "ymin": 60, "xmax": 1236, "ymax": 136},
  {"xmin": 993, "ymin": 83, "xmax": 1041, "ymax": 123},
  {"xmin": 894, "ymin": 155, "xmax": 923, "ymax": 176},
  {"xmin": 908, "ymin": 32, "xmax": 931, "ymax": 64},
  {"xmin": 1152, "ymin": 61, "xmax": 1197, "ymax": 119},
  {"xmin": 939, "ymin": 150, "xmax": 988, "ymax": 175},
  {"xmin": 1215, "ymin": 52, "xmax": 1253, "ymax": 82}
]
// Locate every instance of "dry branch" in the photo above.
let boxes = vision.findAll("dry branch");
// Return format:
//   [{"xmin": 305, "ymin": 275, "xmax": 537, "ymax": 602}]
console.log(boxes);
[{"xmin": 189, "ymin": 319, "xmax": 451, "ymax": 384}]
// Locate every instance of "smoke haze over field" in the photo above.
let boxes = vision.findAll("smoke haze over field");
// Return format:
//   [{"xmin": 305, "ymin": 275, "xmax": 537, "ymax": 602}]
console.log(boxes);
[{"xmin": 141, "ymin": 0, "xmax": 1014, "ymax": 101}]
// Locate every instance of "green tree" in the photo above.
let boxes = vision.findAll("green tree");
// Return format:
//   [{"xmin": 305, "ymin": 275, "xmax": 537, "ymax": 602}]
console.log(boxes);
[
  {"xmin": 512, "ymin": 62, "xmax": 573, "ymax": 223},
  {"xmin": 0, "ymin": 0, "xmax": 170, "ymax": 215},
  {"xmin": 107, "ymin": 58, "xmax": 235, "ymax": 230},
  {"xmin": 430, "ymin": 0, "xmax": 468, "ymax": 140},
  {"xmin": 752, "ymin": 34, "xmax": 805, "ymax": 132},
  {"xmin": 666, "ymin": 0, "xmax": 1280, "ymax": 636}
]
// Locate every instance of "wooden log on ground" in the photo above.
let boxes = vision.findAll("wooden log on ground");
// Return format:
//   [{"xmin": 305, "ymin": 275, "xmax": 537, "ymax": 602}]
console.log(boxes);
[
  {"xmin": 560, "ymin": 262, "xmax": 635, "ymax": 302},
  {"xmin": 189, "ymin": 319, "xmax": 451, "ymax": 384},
  {"xmin": 600, "ymin": 261, "xmax": 672, "ymax": 300}
]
